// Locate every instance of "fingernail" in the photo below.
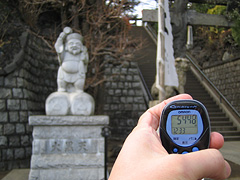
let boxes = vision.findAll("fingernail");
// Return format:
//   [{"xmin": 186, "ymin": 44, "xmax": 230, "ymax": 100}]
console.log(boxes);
[{"xmin": 225, "ymin": 161, "xmax": 231, "ymax": 178}]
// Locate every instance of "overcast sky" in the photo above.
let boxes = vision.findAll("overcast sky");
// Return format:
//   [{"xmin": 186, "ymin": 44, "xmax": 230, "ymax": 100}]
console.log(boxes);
[{"xmin": 133, "ymin": 0, "xmax": 157, "ymax": 18}]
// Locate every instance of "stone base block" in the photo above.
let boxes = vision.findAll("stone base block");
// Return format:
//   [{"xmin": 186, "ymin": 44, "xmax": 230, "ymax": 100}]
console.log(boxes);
[
  {"xmin": 29, "ymin": 168, "xmax": 104, "ymax": 180},
  {"xmin": 29, "ymin": 115, "xmax": 109, "ymax": 180}
]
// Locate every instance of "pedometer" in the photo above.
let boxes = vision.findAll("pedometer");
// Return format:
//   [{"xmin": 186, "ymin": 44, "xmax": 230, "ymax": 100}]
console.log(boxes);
[{"xmin": 159, "ymin": 99, "xmax": 211, "ymax": 154}]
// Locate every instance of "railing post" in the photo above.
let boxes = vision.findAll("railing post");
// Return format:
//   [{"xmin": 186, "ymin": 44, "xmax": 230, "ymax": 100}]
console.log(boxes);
[{"xmin": 101, "ymin": 126, "xmax": 111, "ymax": 180}]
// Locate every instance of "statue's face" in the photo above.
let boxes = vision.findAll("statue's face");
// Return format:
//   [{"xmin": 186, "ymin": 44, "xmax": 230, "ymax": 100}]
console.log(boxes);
[{"xmin": 66, "ymin": 39, "xmax": 82, "ymax": 55}]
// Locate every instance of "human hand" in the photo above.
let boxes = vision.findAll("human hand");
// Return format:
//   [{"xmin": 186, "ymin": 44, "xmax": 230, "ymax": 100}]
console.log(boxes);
[{"xmin": 109, "ymin": 94, "xmax": 231, "ymax": 180}]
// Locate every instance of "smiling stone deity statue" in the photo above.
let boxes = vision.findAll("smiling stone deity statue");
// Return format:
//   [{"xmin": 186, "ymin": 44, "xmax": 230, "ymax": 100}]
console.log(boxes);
[
  {"xmin": 55, "ymin": 27, "xmax": 88, "ymax": 92},
  {"xmin": 45, "ymin": 27, "xmax": 94, "ymax": 116}
]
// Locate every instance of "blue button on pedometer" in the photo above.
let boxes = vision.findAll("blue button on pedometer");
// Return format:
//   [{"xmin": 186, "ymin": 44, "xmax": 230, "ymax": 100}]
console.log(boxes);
[
  {"xmin": 160, "ymin": 100, "xmax": 211, "ymax": 154},
  {"xmin": 173, "ymin": 148, "xmax": 178, "ymax": 153},
  {"xmin": 192, "ymin": 147, "xmax": 199, "ymax": 152}
]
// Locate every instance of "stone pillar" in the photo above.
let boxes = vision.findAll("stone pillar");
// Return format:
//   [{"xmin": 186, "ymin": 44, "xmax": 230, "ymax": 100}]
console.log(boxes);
[
  {"xmin": 186, "ymin": 25, "xmax": 193, "ymax": 50},
  {"xmin": 28, "ymin": 115, "xmax": 109, "ymax": 180}
]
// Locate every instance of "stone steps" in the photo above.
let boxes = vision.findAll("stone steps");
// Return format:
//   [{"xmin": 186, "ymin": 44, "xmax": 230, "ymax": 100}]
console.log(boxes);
[
  {"xmin": 185, "ymin": 70, "xmax": 240, "ymax": 141},
  {"xmin": 210, "ymin": 117, "xmax": 230, "ymax": 121},
  {"xmin": 211, "ymin": 126, "xmax": 237, "ymax": 131}
]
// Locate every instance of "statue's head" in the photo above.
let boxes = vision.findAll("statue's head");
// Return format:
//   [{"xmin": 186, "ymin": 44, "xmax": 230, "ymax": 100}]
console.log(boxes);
[{"xmin": 65, "ymin": 33, "xmax": 83, "ymax": 55}]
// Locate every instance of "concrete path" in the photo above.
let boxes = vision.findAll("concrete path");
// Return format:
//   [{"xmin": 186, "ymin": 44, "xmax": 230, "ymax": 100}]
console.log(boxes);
[
  {"xmin": 2, "ymin": 169, "xmax": 29, "ymax": 180},
  {"xmin": 220, "ymin": 141, "xmax": 240, "ymax": 165}
]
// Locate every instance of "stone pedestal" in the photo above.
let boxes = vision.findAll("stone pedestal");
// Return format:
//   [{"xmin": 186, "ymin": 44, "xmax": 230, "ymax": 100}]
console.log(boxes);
[{"xmin": 28, "ymin": 115, "xmax": 109, "ymax": 180}]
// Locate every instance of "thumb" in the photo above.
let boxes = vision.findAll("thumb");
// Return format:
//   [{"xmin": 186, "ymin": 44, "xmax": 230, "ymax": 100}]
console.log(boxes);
[{"xmin": 182, "ymin": 149, "xmax": 231, "ymax": 180}]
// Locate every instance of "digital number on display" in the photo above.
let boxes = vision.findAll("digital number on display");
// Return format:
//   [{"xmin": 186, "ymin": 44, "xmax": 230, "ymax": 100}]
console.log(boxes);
[{"xmin": 171, "ymin": 115, "xmax": 198, "ymax": 134}]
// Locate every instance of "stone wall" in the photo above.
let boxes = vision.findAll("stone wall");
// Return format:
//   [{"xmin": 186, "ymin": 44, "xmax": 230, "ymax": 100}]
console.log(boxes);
[
  {"xmin": 203, "ymin": 59, "xmax": 240, "ymax": 113},
  {"xmin": 103, "ymin": 60, "xmax": 148, "ymax": 142},
  {"xmin": 0, "ymin": 32, "xmax": 58, "ymax": 170}
]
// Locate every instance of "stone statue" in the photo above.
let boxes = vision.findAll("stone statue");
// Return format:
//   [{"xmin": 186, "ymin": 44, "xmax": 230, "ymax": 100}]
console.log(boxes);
[
  {"xmin": 151, "ymin": 58, "xmax": 190, "ymax": 100},
  {"xmin": 45, "ymin": 27, "xmax": 94, "ymax": 116},
  {"xmin": 175, "ymin": 57, "xmax": 190, "ymax": 94},
  {"xmin": 55, "ymin": 27, "xmax": 88, "ymax": 92}
]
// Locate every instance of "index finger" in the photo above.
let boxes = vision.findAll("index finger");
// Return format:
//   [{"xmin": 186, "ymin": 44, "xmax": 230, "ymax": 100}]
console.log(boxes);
[{"xmin": 138, "ymin": 94, "xmax": 193, "ymax": 130}]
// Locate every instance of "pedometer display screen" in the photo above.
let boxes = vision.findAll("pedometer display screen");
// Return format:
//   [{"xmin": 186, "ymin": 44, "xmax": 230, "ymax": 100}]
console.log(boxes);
[
  {"xmin": 160, "ymin": 99, "xmax": 210, "ymax": 154},
  {"xmin": 166, "ymin": 109, "xmax": 203, "ymax": 147},
  {"xmin": 171, "ymin": 115, "xmax": 198, "ymax": 134}
]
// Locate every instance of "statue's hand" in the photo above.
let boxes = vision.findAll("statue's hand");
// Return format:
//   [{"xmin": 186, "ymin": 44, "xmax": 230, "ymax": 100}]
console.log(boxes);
[{"xmin": 59, "ymin": 32, "xmax": 66, "ymax": 39}]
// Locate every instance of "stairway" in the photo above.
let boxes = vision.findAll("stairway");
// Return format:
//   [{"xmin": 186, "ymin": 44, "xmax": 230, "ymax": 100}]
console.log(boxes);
[
  {"xmin": 129, "ymin": 26, "xmax": 156, "ymax": 92},
  {"xmin": 184, "ymin": 70, "xmax": 240, "ymax": 141}
]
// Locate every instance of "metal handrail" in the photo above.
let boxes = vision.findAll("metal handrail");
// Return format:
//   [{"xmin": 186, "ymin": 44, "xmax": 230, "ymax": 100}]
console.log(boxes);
[
  {"xmin": 143, "ymin": 22, "xmax": 157, "ymax": 45},
  {"xmin": 186, "ymin": 53, "xmax": 240, "ymax": 120},
  {"xmin": 136, "ymin": 65, "xmax": 153, "ymax": 108}
]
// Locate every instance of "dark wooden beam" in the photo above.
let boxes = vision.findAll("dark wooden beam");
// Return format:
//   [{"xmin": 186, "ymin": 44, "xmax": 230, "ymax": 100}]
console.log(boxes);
[
  {"xmin": 142, "ymin": 9, "xmax": 233, "ymax": 27},
  {"xmin": 142, "ymin": 10, "xmax": 158, "ymax": 22},
  {"xmin": 187, "ymin": 10, "xmax": 234, "ymax": 27},
  {"xmin": 188, "ymin": 0, "xmax": 228, "ymax": 5}
]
